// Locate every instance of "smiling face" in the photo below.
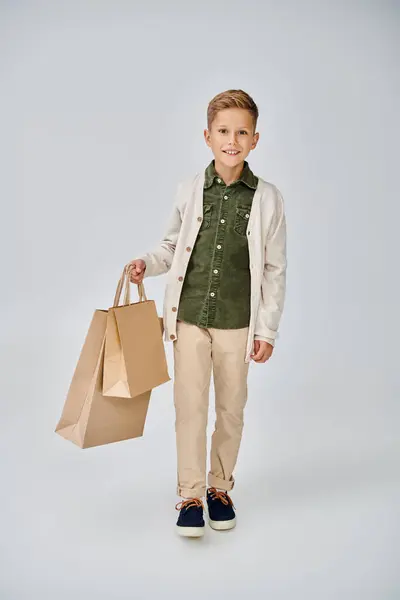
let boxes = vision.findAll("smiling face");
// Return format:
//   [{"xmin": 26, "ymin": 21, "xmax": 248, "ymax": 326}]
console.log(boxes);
[{"xmin": 204, "ymin": 107, "xmax": 259, "ymax": 168}]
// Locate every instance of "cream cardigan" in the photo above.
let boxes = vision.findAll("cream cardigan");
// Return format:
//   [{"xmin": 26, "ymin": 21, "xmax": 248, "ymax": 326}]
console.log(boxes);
[{"xmin": 139, "ymin": 170, "xmax": 287, "ymax": 363}]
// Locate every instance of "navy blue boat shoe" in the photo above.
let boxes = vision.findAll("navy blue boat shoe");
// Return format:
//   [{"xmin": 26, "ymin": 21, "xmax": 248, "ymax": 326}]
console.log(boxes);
[
  {"xmin": 206, "ymin": 487, "xmax": 236, "ymax": 530},
  {"xmin": 175, "ymin": 498, "xmax": 205, "ymax": 537}
]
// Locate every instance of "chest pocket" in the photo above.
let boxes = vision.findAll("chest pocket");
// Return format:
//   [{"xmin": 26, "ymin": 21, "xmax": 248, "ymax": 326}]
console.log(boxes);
[
  {"xmin": 234, "ymin": 205, "xmax": 251, "ymax": 237},
  {"xmin": 201, "ymin": 203, "xmax": 213, "ymax": 229}
]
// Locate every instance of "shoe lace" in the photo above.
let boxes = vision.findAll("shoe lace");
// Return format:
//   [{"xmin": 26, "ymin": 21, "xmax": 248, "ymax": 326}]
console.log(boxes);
[
  {"xmin": 175, "ymin": 498, "xmax": 204, "ymax": 512},
  {"xmin": 208, "ymin": 487, "xmax": 235, "ymax": 508}
]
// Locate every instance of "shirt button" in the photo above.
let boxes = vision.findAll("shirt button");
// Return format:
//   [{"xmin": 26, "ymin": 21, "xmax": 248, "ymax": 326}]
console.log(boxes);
[
  {"xmin": 217, "ymin": 178, "xmax": 221, "ymax": 183},
  {"xmin": 220, "ymin": 219, "xmax": 225, "ymax": 224},
  {"xmin": 217, "ymin": 244, "xmax": 222, "ymax": 249},
  {"xmin": 210, "ymin": 292, "xmax": 215, "ymax": 297},
  {"xmin": 186, "ymin": 246, "xmax": 191, "ymax": 252},
  {"xmin": 197, "ymin": 216, "xmax": 202, "ymax": 222},
  {"xmin": 172, "ymin": 307, "xmax": 177, "ymax": 312},
  {"xmin": 213, "ymin": 269, "xmax": 218, "ymax": 274},
  {"xmin": 178, "ymin": 276, "xmax": 183, "ymax": 282},
  {"xmin": 170, "ymin": 334, "xmax": 176, "ymax": 340},
  {"xmin": 245, "ymin": 214, "xmax": 249, "ymax": 219},
  {"xmin": 224, "ymin": 195, "xmax": 228, "ymax": 200}
]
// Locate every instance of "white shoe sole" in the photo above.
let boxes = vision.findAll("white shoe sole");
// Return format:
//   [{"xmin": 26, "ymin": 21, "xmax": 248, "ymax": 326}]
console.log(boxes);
[
  {"xmin": 176, "ymin": 526, "xmax": 205, "ymax": 538},
  {"xmin": 209, "ymin": 517, "xmax": 236, "ymax": 531}
]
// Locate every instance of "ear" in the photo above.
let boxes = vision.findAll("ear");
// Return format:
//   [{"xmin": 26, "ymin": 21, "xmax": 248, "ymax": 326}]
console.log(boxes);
[
  {"xmin": 251, "ymin": 131, "xmax": 260, "ymax": 150},
  {"xmin": 204, "ymin": 128, "xmax": 212, "ymax": 147}
]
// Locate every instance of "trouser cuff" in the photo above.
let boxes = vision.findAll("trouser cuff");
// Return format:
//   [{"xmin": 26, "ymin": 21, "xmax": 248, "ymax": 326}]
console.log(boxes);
[
  {"xmin": 177, "ymin": 485, "xmax": 206, "ymax": 499},
  {"xmin": 207, "ymin": 472, "xmax": 235, "ymax": 491}
]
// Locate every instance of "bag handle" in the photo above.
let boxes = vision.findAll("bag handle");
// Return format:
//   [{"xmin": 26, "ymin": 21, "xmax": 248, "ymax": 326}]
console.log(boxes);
[{"xmin": 112, "ymin": 265, "xmax": 148, "ymax": 308}]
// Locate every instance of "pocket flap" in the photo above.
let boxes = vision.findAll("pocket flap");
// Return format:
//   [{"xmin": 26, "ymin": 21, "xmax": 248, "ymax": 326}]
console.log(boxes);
[{"xmin": 236, "ymin": 206, "xmax": 251, "ymax": 220}]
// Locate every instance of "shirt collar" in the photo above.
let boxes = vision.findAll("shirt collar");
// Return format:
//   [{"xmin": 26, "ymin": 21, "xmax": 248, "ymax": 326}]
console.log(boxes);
[{"xmin": 204, "ymin": 159, "xmax": 258, "ymax": 190}]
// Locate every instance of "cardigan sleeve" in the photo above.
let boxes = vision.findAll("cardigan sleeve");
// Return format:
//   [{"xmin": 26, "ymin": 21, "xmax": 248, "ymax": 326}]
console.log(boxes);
[
  {"xmin": 138, "ymin": 182, "xmax": 184, "ymax": 278},
  {"xmin": 254, "ymin": 185, "xmax": 287, "ymax": 344}
]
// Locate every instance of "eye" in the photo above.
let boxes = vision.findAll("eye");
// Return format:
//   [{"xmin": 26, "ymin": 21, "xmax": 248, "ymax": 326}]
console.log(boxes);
[
  {"xmin": 239, "ymin": 130, "xmax": 248, "ymax": 135},
  {"xmin": 218, "ymin": 128, "xmax": 227, "ymax": 134}
]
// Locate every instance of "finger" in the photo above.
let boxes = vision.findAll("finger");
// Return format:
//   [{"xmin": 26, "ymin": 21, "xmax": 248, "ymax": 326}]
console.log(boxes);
[
  {"xmin": 254, "ymin": 355, "xmax": 267, "ymax": 363},
  {"xmin": 127, "ymin": 264, "xmax": 138, "ymax": 279},
  {"xmin": 255, "ymin": 347, "xmax": 270, "ymax": 362},
  {"xmin": 252, "ymin": 348, "xmax": 264, "ymax": 361}
]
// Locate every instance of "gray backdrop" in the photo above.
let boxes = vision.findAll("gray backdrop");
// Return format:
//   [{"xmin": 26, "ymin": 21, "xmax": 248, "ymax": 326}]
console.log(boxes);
[{"xmin": 1, "ymin": 1, "xmax": 399, "ymax": 599}]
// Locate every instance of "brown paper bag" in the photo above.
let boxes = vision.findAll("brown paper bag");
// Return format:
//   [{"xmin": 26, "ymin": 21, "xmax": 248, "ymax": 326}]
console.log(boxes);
[
  {"xmin": 55, "ymin": 308, "xmax": 151, "ymax": 449},
  {"xmin": 102, "ymin": 267, "xmax": 170, "ymax": 398}
]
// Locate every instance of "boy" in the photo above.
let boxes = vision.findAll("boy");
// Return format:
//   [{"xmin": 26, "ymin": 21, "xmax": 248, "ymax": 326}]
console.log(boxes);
[{"xmin": 127, "ymin": 89, "xmax": 287, "ymax": 537}]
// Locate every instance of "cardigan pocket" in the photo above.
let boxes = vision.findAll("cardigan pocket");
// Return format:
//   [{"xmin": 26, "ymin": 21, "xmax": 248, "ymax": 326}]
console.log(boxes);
[{"xmin": 234, "ymin": 205, "xmax": 251, "ymax": 237}]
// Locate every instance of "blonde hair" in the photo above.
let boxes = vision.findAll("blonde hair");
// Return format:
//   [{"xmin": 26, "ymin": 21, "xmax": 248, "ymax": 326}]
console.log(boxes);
[{"xmin": 207, "ymin": 89, "xmax": 259, "ymax": 132}]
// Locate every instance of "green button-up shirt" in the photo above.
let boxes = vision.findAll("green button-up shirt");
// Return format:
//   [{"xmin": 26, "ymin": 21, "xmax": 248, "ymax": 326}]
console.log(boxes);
[{"xmin": 177, "ymin": 159, "xmax": 258, "ymax": 329}]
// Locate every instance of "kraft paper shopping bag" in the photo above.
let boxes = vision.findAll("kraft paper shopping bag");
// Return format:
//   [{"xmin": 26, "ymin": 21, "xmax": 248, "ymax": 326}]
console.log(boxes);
[
  {"xmin": 103, "ymin": 266, "xmax": 170, "ymax": 399},
  {"xmin": 55, "ymin": 289, "xmax": 152, "ymax": 449}
]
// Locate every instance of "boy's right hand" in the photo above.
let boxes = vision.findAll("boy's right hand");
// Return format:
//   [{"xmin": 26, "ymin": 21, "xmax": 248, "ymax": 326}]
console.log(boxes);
[{"xmin": 126, "ymin": 259, "xmax": 146, "ymax": 284}]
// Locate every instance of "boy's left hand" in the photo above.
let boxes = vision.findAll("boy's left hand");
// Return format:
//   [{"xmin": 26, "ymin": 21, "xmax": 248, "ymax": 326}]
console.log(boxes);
[{"xmin": 251, "ymin": 340, "xmax": 274, "ymax": 363}]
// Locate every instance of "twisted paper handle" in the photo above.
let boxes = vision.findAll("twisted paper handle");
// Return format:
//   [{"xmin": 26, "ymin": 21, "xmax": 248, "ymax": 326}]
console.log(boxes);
[{"xmin": 112, "ymin": 265, "xmax": 148, "ymax": 308}]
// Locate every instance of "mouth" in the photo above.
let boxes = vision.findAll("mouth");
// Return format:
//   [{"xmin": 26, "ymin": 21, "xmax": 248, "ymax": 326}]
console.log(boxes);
[{"xmin": 223, "ymin": 150, "xmax": 240, "ymax": 156}]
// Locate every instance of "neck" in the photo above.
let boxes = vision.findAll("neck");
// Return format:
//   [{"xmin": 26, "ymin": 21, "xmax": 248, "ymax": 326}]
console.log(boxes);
[{"xmin": 214, "ymin": 158, "xmax": 245, "ymax": 186}]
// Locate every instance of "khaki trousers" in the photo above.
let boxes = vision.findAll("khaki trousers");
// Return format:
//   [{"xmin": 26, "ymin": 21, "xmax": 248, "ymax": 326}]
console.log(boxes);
[{"xmin": 173, "ymin": 320, "xmax": 250, "ymax": 498}]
